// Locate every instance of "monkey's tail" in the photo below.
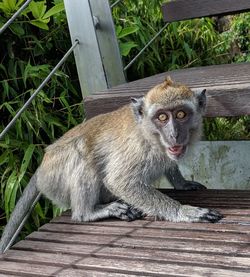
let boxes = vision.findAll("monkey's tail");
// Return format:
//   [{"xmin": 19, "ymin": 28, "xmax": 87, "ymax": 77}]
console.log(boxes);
[{"xmin": 0, "ymin": 175, "xmax": 41, "ymax": 254}]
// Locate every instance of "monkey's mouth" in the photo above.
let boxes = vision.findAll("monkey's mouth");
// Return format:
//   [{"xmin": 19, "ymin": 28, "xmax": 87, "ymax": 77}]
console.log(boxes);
[{"xmin": 168, "ymin": 145, "xmax": 186, "ymax": 157}]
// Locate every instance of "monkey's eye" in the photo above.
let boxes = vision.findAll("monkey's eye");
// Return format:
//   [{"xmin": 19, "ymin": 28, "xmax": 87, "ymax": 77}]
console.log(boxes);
[
  {"xmin": 158, "ymin": 113, "xmax": 168, "ymax": 122},
  {"xmin": 176, "ymin": 110, "xmax": 186, "ymax": 119}
]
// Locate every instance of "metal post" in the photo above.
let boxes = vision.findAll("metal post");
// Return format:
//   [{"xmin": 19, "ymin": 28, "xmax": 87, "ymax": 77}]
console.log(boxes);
[
  {"xmin": 64, "ymin": 0, "xmax": 126, "ymax": 98},
  {"xmin": 90, "ymin": 0, "xmax": 126, "ymax": 89}
]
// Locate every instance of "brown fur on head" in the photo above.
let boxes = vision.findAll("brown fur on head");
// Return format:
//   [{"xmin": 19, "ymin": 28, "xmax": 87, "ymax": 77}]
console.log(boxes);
[{"xmin": 144, "ymin": 76, "xmax": 193, "ymax": 109}]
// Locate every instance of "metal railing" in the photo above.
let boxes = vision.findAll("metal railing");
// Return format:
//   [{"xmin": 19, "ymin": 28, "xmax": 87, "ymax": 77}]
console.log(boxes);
[{"xmin": 0, "ymin": 0, "xmax": 81, "ymax": 253}]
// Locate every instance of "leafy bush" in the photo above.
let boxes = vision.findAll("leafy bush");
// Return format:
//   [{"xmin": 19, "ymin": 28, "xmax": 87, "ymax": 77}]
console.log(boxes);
[{"xmin": 0, "ymin": 0, "xmax": 83, "ymax": 236}]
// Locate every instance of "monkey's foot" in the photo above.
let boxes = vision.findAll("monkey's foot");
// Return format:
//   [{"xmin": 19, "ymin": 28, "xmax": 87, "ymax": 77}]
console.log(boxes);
[
  {"xmin": 178, "ymin": 205, "xmax": 223, "ymax": 223},
  {"xmin": 109, "ymin": 201, "xmax": 143, "ymax": 221},
  {"xmin": 180, "ymin": 181, "xmax": 207, "ymax": 191}
]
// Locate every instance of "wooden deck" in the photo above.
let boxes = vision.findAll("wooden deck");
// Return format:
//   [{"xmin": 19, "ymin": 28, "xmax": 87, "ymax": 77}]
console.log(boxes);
[{"xmin": 0, "ymin": 189, "xmax": 249, "ymax": 276}]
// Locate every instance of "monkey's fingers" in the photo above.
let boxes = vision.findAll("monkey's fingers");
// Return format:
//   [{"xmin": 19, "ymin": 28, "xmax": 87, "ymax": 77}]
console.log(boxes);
[
  {"xmin": 107, "ymin": 201, "xmax": 142, "ymax": 222},
  {"xmin": 179, "ymin": 205, "xmax": 223, "ymax": 223},
  {"xmin": 199, "ymin": 208, "xmax": 224, "ymax": 223},
  {"xmin": 126, "ymin": 207, "xmax": 144, "ymax": 221}
]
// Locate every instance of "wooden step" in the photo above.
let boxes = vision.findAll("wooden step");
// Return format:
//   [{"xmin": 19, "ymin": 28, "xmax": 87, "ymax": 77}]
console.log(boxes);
[{"xmin": 84, "ymin": 63, "xmax": 250, "ymax": 119}]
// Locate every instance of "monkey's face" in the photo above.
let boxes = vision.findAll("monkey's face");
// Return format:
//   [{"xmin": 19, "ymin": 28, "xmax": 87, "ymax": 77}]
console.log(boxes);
[
  {"xmin": 149, "ymin": 104, "xmax": 197, "ymax": 160},
  {"xmin": 131, "ymin": 81, "xmax": 206, "ymax": 161}
]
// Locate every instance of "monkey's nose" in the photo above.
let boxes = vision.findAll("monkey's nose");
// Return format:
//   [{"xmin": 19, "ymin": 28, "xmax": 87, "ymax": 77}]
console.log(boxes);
[{"xmin": 170, "ymin": 131, "xmax": 179, "ymax": 140}]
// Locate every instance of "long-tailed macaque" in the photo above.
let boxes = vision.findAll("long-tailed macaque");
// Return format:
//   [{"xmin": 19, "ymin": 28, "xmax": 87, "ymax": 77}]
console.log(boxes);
[{"xmin": 0, "ymin": 77, "xmax": 222, "ymax": 253}]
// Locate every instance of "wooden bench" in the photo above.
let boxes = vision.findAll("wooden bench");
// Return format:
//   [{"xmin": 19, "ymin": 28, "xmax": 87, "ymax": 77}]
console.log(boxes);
[{"xmin": 0, "ymin": 1, "xmax": 250, "ymax": 276}]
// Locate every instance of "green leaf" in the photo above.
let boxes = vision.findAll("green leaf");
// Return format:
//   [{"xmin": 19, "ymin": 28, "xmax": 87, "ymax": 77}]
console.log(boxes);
[
  {"xmin": 9, "ymin": 23, "xmax": 25, "ymax": 36},
  {"xmin": 183, "ymin": 42, "xmax": 192, "ymax": 60},
  {"xmin": 30, "ymin": 18, "xmax": 49, "ymax": 30},
  {"xmin": 4, "ymin": 170, "xmax": 18, "ymax": 218},
  {"xmin": 43, "ymin": 3, "xmax": 64, "ymax": 19},
  {"xmin": 115, "ymin": 25, "xmax": 122, "ymax": 37},
  {"xmin": 34, "ymin": 202, "xmax": 45, "ymax": 219},
  {"xmin": 117, "ymin": 26, "xmax": 139, "ymax": 39},
  {"xmin": 9, "ymin": 177, "xmax": 20, "ymax": 213},
  {"xmin": 120, "ymin": 41, "xmax": 137, "ymax": 57},
  {"xmin": 3, "ymin": 0, "xmax": 16, "ymax": 12},
  {"xmin": 0, "ymin": 151, "xmax": 9, "ymax": 166},
  {"xmin": 18, "ymin": 144, "xmax": 35, "ymax": 183},
  {"xmin": 29, "ymin": 1, "xmax": 47, "ymax": 19},
  {"xmin": 0, "ymin": 3, "xmax": 5, "ymax": 12}
]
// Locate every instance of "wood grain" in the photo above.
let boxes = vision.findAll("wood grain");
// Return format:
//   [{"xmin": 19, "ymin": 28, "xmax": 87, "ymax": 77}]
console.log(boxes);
[
  {"xmin": 12, "ymin": 242, "xmax": 250, "ymax": 271},
  {"xmin": 162, "ymin": 0, "xmax": 250, "ymax": 22},
  {"xmin": 84, "ymin": 63, "xmax": 250, "ymax": 118},
  {"xmin": 1, "ymin": 190, "xmax": 250, "ymax": 276}
]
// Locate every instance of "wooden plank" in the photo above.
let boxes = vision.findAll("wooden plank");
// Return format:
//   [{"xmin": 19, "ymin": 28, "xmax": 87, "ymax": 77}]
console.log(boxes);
[
  {"xmin": 57, "ymin": 269, "xmax": 144, "ymax": 277},
  {"xmin": 84, "ymin": 63, "xmax": 250, "ymax": 118},
  {"xmin": 1, "ymin": 249, "xmax": 81, "ymax": 266},
  {"xmin": 0, "ymin": 273, "xmax": 19, "ymax": 277},
  {"xmin": 13, "ymin": 240, "xmax": 100, "ymax": 255},
  {"xmin": 0, "ymin": 260, "xmax": 60, "ymax": 276},
  {"xmin": 39, "ymin": 223, "xmax": 250, "ymax": 243},
  {"xmin": 51, "ymin": 216, "xmax": 250, "ymax": 234},
  {"xmin": 12, "ymin": 241, "xmax": 250, "ymax": 271},
  {"xmin": 74, "ymin": 257, "xmax": 250, "ymax": 276},
  {"xmin": 163, "ymin": 189, "xmax": 250, "ymax": 197},
  {"xmin": 162, "ymin": 0, "xmax": 250, "ymax": 22},
  {"xmin": 26, "ymin": 231, "xmax": 250, "ymax": 256},
  {"xmin": 60, "ymin": 207, "xmax": 250, "ymax": 217}
]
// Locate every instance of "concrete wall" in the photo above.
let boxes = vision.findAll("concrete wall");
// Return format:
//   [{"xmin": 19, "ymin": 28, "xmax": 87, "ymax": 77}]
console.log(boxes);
[{"xmin": 155, "ymin": 141, "xmax": 250, "ymax": 190}]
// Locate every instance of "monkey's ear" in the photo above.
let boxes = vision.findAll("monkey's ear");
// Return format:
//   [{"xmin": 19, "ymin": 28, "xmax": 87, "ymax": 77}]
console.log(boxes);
[
  {"xmin": 196, "ymin": 89, "xmax": 206, "ymax": 113},
  {"xmin": 131, "ymin": 97, "xmax": 144, "ymax": 122}
]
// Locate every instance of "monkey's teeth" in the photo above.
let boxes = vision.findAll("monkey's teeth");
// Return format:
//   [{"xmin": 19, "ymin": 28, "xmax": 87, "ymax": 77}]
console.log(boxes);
[{"xmin": 168, "ymin": 145, "xmax": 184, "ymax": 155}]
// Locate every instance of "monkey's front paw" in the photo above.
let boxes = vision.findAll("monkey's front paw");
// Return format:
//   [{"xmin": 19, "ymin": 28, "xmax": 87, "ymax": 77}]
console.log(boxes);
[
  {"xmin": 181, "ymin": 181, "xmax": 207, "ymax": 191},
  {"xmin": 109, "ymin": 201, "xmax": 143, "ymax": 221},
  {"xmin": 127, "ymin": 206, "xmax": 144, "ymax": 221},
  {"xmin": 178, "ymin": 205, "xmax": 223, "ymax": 223}
]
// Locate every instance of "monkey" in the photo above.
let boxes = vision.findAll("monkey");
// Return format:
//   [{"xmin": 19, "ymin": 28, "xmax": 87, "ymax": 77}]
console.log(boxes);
[{"xmin": 0, "ymin": 77, "xmax": 223, "ymax": 253}]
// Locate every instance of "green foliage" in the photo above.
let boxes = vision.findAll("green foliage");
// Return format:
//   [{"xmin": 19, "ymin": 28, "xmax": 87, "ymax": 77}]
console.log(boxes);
[
  {"xmin": 116, "ymin": 25, "xmax": 139, "ymax": 56},
  {"xmin": 0, "ymin": 0, "xmax": 83, "ymax": 236},
  {"xmin": 111, "ymin": 0, "xmax": 228, "ymax": 79},
  {"xmin": 204, "ymin": 117, "xmax": 250, "ymax": 141},
  {"xmin": 217, "ymin": 13, "xmax": 250, "ymax": 63}
]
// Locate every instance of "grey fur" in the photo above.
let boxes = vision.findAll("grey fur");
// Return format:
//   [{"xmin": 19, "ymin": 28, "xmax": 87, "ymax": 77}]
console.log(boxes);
[{"xmin": 0, "ymin": 82, "xmax": 223, "ymax": 253}]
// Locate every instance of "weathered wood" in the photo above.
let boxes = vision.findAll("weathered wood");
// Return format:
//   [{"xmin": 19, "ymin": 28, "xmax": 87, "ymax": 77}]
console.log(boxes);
[
  {"xmin": 26, "ymin": 231, "xmax": 250, "ymax": 256},
  {"xmin": 74, "ymin": 257, "xmax": 250, "ymax": 276},
  {"xmin": 1, "ymin": 190, "xmax": 250, "ymax": 276},
  {"xmin": 39, "ymin": 222, "xmax": 250, "ymax": 243},
  {"xmin": 84, "ymin": 63, "xmax": 250, "ymax": 118},
  {"xmin": 51, "ymin": 215, "xmax": 250, "ymax": 234},
  {"xmin": 0, "ymin": 260, "xmax": 61, "ymax": 276},
  {"xmin": 162, "ymin": 0, "xmax": 250, "ymax": 22},
  {"xmin": 57, "ymin": 269, "xmax": 140, "ymax": 277},
  {"xmin": 12, "ymin": 241, "xmax": 250, "ymax": 271}
]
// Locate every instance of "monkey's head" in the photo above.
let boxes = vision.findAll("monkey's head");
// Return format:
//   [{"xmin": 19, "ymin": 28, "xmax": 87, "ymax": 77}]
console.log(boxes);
[{"xmin": 131, "ymin": 77, "xmax": 206, "ymax": 161}]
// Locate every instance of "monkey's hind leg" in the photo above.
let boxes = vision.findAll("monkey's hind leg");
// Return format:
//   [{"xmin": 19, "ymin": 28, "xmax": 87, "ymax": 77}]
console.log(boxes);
[{"xmin": 70, "ymin": 184, "xmax": 142, "ymax": 222}]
